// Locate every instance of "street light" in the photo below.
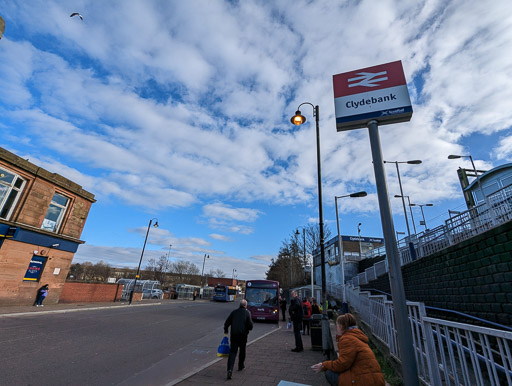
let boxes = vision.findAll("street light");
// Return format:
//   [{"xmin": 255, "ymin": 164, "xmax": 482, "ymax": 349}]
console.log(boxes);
[
  {"xmin": 448, "ymin": 154, "xmax": 486, "ymax": 206},
  {"xmin": 129, "ymin": 218, "xmax": 159, "ymax": 305},
  {"xmin": 394, "ymin": 194, "xmax": 417, "ymax": 234},
  {"xmin": 232, "ymin": 268, "xmax": 236, "ymax": 283},
  {"xmin": 291, "ymin": 102, "xmax": 330, "ymax": 358},
  {"xmin": 384, "ymin": 160, "xmax": 422, "ymax": 260},
  {"xmin": 334, "ymin": 191, "xmax": 367, "ymax": 312},
  {"xmin": 295, "ymin": 227, "xmax": 310, "ymax": 296},
  {"xmin": 200, "ymin": 254, "xmax": 209, "ymax": 287},
  {"xmin": 357, "ymin": 223, "xmax": 362, "ymax": 260},
  {"xmin": 410, "ymin": 203, "xmax": 434, "ymax": 230}
]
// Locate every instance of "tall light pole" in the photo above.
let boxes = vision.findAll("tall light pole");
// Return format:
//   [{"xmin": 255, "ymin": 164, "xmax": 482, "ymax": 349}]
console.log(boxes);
[
  {"xmin": 232, "ymin": 268, "xmax": 236, "ymax": 284},
  {"xmin": 384, "ymin": 160, "xmax": 422, "ymax": 260},
  {"xmin": 291, "ymin": 103, "xmax": 330, "ymax": 358},
  {"xmin": 295, "ymin": 227, "xmax": 310, "ymax": 296},
  {"xmin": 335, "ymin": 191, "xmax": 367, "ymax": 311},
  {"xmin": 394, "ymin": 194, "xmax": 417, "ymax": 234},
  {"xmin": 410, "ymin": 203, "xmax": 434, "ymax": 230},
  {"xmin": 448, "ymin": 154, "xmax": 486, "ymax": 206},
  {"xmin": 357, "ymin": 222, "xmax": 362, "ymax": 260},
  {"xmin": 201, "ymin": 254, "xmax": 209, "ymax": 287},
  {"xmin": 129, "ymin": 218, "xmax": 159, "ymax": 305}
]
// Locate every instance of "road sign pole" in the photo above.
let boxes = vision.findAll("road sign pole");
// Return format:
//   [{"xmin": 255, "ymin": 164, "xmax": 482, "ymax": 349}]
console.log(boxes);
[{"xmin": 367, "ymin": 120, "xmax": 419, "ymax": 386}]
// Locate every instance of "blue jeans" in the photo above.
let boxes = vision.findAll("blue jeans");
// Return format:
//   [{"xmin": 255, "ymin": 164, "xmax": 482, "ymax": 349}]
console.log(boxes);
[{"xmin": 325, "ymin": 369, "xmax": 339, "ymax": 386}]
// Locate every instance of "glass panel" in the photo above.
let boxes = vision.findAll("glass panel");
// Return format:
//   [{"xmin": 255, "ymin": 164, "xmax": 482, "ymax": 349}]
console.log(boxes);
[
  {"xmin": 0, "ymin": 190, "xmax": 19, "ymax": 219},
  {"xmin": 0, "ymin": 169, "xmax": 15, "ymax": 184},
  {"xmin": 41, "ymin": 204, "xmax": 62, "ymax": 232},
  {"xmin": 482, "ymin": 181, "xmax": 499, "ymax": 196},
  {"xmin": 14, "ymin": 177, "xmax": 23, "ymax": 189},
  {"xmin": 501, "ymin": 174, "xmax": 512, "ymax": 188},
  {"xmin": 0, "ymin": 184, "xmax": 8, "ymax": 203},
  {"xmin": 52, "ymin": 193, "xmax": 69, "ymax": 207}
]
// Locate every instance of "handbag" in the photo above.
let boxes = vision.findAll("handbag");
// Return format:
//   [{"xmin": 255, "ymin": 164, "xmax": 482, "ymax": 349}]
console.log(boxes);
[{"xmin": 217, "ymin": 335, "xmax": 230, "ymax": 357}]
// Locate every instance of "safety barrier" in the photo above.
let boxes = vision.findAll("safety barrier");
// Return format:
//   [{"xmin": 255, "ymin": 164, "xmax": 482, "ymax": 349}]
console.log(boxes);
[{"xmin": 346, "ymin": 285, "xmax": 512, "ymax": 386}]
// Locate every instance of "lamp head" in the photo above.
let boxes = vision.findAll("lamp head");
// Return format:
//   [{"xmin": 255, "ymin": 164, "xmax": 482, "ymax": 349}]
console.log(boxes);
[
  {"xmin": 295, "ymin": 229, "xmax": 300, "ymax": 236},
  {"xmin": 426, "ymin": 204, "xmax": 434, "ymax": 207},
  {"xmin": 394, "ymin": 194, "xmax": 402, "ymax": 198},
  {"xmin": 407, "ymin": 160, "xmax": 422, "ymax": 164},
  {"xmin": 153, "ymin": 221, "xmax": 159, "ymax": 228},
  {"xmin": 290, "ymin": 110, "xmax": 306, "ymax": 126},
  {"xmin": 448, "ymin": 155, "xmax": 461, "ymax": 159},
  {"xmin": 349, "ymin": 191, "xmax": 367, "ymax": 198}
]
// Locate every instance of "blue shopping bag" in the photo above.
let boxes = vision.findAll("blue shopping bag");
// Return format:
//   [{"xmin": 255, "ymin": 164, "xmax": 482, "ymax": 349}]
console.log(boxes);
[{"xmin": 217, "ymin": 335, "xmax": 230, "ymax": 357}]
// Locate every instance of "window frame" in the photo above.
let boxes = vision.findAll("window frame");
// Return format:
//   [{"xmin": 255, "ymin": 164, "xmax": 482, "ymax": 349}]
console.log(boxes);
[
  {"xmin": 0, "ymin": 166, "xmax": 26, "ymax": 220},
  {"xmin": 41, "ymin": 192, "xmax": 71, "ymax": 233}
]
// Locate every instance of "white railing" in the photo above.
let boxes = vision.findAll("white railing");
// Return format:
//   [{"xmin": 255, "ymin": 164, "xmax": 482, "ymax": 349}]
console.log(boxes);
[
  {"xmin": 346, "ymin": 285, "xmax": 512, "ymax": 386},
  {"xmin": 347, "ymin": 183, "xmax": 512, "ymax": 287}
]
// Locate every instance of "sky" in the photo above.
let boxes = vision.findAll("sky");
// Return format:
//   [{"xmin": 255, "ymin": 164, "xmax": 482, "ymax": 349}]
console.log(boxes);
[{"xmin": 1, "ymin": 0, "xmax": 512, "ymax": 281}]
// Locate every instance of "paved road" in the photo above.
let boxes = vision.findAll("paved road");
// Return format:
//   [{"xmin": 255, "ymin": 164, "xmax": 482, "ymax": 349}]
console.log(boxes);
[{"xmin": 0, "ymin": 300, "xmax": 278, "ymax": 385}]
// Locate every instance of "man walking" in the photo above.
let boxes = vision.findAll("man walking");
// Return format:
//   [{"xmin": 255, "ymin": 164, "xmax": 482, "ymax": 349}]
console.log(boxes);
[
  {"xmin": 289, "ymin": 290, "xmax": 303, "ymax": 352},
  {"xmin": 224, "ymin": 299, "xmax": 253, "ymax": 380}
]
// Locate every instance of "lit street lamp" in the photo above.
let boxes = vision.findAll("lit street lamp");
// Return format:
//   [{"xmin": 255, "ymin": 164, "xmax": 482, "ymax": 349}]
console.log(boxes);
[
  {"xmin": 201, "ymin": 254, "xmax": 209, "ymax": 287},
  {"xmin": 129, "ymin": 218, "xmax": 159, "ymax": 305},
  {"xmin": 334, "ymin": 191, "xmax": 367, "ymax": 312},
  {"xmin": 384, "ymin": 160, "xmax": 422, "ymax": 260},
  {"xmin": 410, "ymin": 203, "xmax": 434, "ymax": 230},
  {"xmin": 291, "ymin": 102, "xmax": 330, "ymax": 358}
]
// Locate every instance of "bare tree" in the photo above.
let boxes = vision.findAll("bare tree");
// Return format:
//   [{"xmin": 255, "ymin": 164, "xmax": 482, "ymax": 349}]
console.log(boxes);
[
  {"xmin": 169, "ymin": 260, "xmax": 199, "ymax": 284},
  {"xmin": 208, "ymin": 268, "xmax": 225, "ymax": 278},
  {"xmin": 146, "ymin": 255, "xmax": 171, "ymax": 283}
]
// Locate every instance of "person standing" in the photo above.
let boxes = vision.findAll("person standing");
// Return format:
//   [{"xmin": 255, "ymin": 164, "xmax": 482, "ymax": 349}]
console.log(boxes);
[
  {"xmin": 302, "ymin": 297, "xmax": 312, "ymax": 335},
  {"xmin": 311, "ymin": 313, "xmax": 385, "ymax": 385},
  {"xmin": 289, "ymin": 290, "xmax": 303, "ymax": 352},
  {"xmin": 279, "ymin": 297, "xmax": 287, "ymax": 321},
  {"xmin": 224, "ymin": 299, "xmax": 253, "ymax": 380},
  {"xmin": 35, "ymin": 284, "xmax": 49, "ymax": 307}
]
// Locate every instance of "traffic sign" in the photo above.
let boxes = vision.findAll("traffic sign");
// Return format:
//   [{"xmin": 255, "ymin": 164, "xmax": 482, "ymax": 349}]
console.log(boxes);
[{"xmin": 333, "ymin": 60, "xmax": 413, "ymax": 131}]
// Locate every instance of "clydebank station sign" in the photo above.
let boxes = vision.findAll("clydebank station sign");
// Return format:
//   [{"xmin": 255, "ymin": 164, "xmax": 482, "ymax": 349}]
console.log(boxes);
[{"xmin": 333, "ymin": 60, "xmax": 413, "ymax": 131}]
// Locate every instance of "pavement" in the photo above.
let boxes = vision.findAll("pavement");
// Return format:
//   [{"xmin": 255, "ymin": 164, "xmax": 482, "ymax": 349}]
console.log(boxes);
[{"xmin": 0, "ymin": 301, "xmax": 330, "ymax": 386}]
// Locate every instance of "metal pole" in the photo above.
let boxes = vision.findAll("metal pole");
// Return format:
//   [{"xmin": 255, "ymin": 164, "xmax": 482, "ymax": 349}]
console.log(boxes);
[
  {"xmin": 419, "ymin": 206, "xmax": 427, "ymax": 230},
  {"xmin": 357, "ymin": 223, "xmax": 362, "ymax": 260},
  {"xmin": 395, "ymin": 165, "xmax": 417, "ymax": 260},
  {"xmin": 201, "ymin": 254, "xmax": 209, "ymax": 287},
  {"xmin": 367, "ymin": 120, "xmax": 419, "ymax": 385},
  {"xmin": 335, "ymin": 196, "xmax": 345, "ymax": 303},
  {"xmin": 406, "ymin": 196, "xmax": 417, "ymax": 234},
  {"xmin": 129, "ymin": 219, "xmax": 153, "ymax": 305}
]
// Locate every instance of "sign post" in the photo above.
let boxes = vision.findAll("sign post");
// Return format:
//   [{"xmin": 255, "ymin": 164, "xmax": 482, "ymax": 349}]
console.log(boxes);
[{"xmin": 333, "ymin": 61, "xmax": 419, "ymax": 385}]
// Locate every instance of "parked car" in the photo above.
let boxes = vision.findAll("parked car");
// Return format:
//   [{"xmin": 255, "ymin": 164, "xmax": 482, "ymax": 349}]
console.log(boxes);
[{"xmin": 143, "ymin": 289, "xmax": 163, "ymax": 299}]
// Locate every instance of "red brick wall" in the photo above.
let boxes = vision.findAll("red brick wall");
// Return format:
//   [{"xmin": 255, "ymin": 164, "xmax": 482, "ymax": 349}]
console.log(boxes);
[{"xmin": 59, "ymin": 282, "xmax": 123, "ymax": 303}]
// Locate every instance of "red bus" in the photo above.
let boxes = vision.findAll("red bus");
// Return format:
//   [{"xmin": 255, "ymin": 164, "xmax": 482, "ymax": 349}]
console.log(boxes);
[{"xmin": 245, "ymin": 280, "xmax": 280, "ymax": 323}]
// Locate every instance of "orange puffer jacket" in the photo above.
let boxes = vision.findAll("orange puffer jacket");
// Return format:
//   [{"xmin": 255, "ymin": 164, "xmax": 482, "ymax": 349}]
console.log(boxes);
[{"xmin": 322, "ymin": 328, "xmax": 385, "ymax": 386}]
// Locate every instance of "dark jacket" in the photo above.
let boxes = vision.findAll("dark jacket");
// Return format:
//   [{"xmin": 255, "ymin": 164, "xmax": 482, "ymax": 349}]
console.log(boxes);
[
  {"xmin": 289, "ymin": 296, "xmax": 303, "ymax": 322},
  {"xmin": 322, "ymin": 328, "xmax": 385, "ymax": 386},
  {"xmin": 224, "ymin": 306, "xmax": 253, "ymax": 338}
]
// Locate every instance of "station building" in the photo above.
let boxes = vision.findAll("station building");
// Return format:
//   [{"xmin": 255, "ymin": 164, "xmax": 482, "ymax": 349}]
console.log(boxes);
[{"xmin": 0, "ymin": 147, "xmax": 95, "ymax": 305}]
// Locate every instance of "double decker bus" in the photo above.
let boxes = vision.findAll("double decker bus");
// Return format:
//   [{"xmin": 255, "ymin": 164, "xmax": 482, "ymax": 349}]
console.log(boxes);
[
  {"xmin": 213, "ymin": 285, "xmax": 237, "ymax": 302},
  {"xmin": 245, "ymin": 280, "xmax": 279, "ymax": 322}
]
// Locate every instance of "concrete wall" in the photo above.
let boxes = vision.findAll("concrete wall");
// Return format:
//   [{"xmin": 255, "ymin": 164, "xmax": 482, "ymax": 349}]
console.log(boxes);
[
  {"xmin": 59, "ymin": 282, "xmax": 123, "ymax": 303},
  {"xmin": 361, "ymin": 221, "xmax": 512, "ymax": 326}
]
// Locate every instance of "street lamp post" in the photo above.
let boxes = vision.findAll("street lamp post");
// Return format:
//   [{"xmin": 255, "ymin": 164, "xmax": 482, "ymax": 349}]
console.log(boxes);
[
  {"xmin": 384, "ymin": 160, "xmax": 422, "ymax": 260},
  {"xmin": 410, "ymin": 203, "xmax": 434, "ymax": 230},
  {"xmin": 357, "ymin": 222, "xmax": 362, "ymax": 260},
  {"xmin": 201, "ymin": 254, "xmax": 209, "ymax": 287},
  {"xmin": 291, "ymin": 103, "xmax": 330, "ymax": 358},
  {"xmin": 295, "ymin": 227, "xmax": 310, "ymax": 296},
  {"xmin": 448, "ymin": 154, "xmax": 486, "ymax": 206},
  {"xmin": 394, "ymin": 195, "xmax": 418, "ymax": 235},
  {"xmin": 232, "ymin": 268, "xmax": 236, "ymax": 284},
  {"xmin": 334, "ymin": 191, "xmax": 367, "ymax": 313},
  {"xmin": 129, "ymin": 218, "xmax": 159, "ymax": 305}
]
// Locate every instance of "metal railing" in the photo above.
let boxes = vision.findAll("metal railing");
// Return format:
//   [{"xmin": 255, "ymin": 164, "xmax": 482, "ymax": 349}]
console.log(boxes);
[
  {"xmin": 346, "ymin": 285, "xmax": 512, "ymax": 386},
  {"xmin": 348, "ymin": 183, "xmax": 512, "ymax": 287}
]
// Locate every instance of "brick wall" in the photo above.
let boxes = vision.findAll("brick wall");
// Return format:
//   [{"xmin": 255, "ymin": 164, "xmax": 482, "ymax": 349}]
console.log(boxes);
[
  {"xmin": 59, "ymin": 282, "xmax": 123, "ymax": 303},
  {"xmin": 361, "ymin": 221, "xmax": 512, "ymax": 326}
]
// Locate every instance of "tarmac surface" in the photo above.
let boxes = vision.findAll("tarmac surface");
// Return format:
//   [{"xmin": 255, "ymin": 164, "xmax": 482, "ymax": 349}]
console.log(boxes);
[{"xmin": 0, "ymin": 301, "xmax": 331, "ymax": 386}]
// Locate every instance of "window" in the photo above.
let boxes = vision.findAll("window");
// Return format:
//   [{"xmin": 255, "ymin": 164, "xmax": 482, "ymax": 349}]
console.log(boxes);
[
  {"xmin": 41, "ymin": 192, "xmax": 70, "ymax": 232},
  {"xmin": 0, "ymin": 167, "xmax": 25, "ymax": 220}
]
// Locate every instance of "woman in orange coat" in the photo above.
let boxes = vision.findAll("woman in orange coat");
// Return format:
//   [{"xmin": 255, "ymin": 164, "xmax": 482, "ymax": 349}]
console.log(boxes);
[{"xmin": 311, "ymin": 313, "xmax": 385, "ymax": 386}]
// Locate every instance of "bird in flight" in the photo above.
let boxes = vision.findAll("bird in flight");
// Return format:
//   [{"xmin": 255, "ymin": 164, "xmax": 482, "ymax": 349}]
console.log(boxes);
[{"xmin": 70, "ymin": 13, "xmax": 83, "ymax": 20}]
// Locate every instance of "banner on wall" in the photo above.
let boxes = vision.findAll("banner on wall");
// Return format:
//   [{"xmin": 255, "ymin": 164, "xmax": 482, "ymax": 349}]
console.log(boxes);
[{"xmin": 23, "ymin": 255, "xmax": 47, "ymax": 281}]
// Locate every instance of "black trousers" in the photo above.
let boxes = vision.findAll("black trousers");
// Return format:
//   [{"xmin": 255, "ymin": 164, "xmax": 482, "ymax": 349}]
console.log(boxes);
[
  {"xmin": 281, "ymin": 308, "xmax": 286, "ymax": 321},
  {"xmin": 292, "ymin": 320, "xmax": 303, "ymax": 349},
  {"xmin": 227, "ymin": 334, "xmax": 247, "ymax": 372}
]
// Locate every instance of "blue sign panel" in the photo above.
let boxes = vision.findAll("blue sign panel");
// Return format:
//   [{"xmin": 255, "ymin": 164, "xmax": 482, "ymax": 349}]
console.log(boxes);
[{"xmin": 23, "ymin": 255, "xmax": 47, "ymax": 281}]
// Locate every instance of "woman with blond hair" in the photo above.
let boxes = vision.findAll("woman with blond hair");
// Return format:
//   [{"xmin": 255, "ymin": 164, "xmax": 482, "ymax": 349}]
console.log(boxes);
[{"xmin": 311, "ymin": 313, "xmax": 385, "ymax": 386}]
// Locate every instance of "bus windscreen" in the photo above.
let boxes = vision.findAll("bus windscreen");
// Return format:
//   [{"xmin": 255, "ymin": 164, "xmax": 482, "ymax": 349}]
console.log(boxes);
[{"xmin": 245, "ymin": 280, "xmax": 279, "ymax": 322}]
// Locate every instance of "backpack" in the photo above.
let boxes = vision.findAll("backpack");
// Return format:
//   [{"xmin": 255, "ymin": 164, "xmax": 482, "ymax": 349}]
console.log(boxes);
[{"xmin": 302, "ymin": 303, "xmax": 308, "ymax": 317}]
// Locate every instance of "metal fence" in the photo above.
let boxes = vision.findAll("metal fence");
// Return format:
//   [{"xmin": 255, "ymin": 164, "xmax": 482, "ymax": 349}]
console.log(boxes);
[
  {"xmin": 348, "ymin": 183, "xmax": 512, "ymax": 286},
  {"xmin": 346, "ymin": 285, "xmax": 512, "ymax": 386}
]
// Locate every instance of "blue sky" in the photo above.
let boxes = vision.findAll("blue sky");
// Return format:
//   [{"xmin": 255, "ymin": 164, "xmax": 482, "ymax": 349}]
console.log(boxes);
[{"xmin": 1, "ymin": 0, "xmax": 512, "ymax": 280}]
